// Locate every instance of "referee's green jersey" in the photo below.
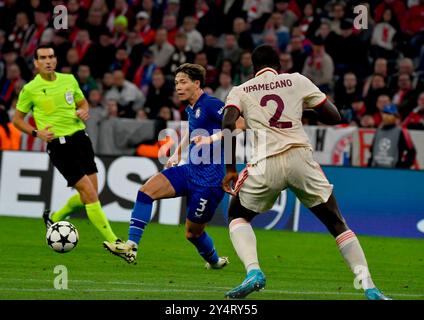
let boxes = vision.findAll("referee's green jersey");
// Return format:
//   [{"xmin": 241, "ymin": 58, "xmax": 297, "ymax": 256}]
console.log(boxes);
[{"xmin": 16, "ymin": 72, "xmax": 86, "ymax": 137}]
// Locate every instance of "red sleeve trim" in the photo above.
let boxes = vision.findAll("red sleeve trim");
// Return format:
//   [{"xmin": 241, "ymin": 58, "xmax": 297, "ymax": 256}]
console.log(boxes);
[
  {"xmin": 224, "ymin": 104, "xmax": 241, "ymax": 112},
  {"xmin": 311, "ymin": 97, "xmax": 327, "ymax": 108}
]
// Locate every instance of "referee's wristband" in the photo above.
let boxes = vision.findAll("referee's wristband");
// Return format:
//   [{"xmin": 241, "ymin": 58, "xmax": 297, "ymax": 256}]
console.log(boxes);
[{"xmin": 32, "ymin": 129, "xmax": 38, "ymax": 137}]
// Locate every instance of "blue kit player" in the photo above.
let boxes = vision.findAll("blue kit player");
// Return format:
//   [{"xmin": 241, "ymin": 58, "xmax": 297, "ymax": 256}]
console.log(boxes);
[{"xmin": 104, "ymin": 63, "xmax": 229, "ymax": 269}]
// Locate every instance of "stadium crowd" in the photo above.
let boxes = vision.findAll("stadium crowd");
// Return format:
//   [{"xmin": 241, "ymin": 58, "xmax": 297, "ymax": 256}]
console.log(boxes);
[{"xmin": 1, "ymin": 0, "xmax": 424, "ymax": 153}]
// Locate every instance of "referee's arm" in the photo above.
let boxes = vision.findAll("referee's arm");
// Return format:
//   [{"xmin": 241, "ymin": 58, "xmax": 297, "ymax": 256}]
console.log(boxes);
[
  {"xmin": 13, "ymin": 110, "xmax": 54, "ymax": 142},
  {"xmin": 75, "ymin": 98, "xmax": 90, "ymax": 121}
]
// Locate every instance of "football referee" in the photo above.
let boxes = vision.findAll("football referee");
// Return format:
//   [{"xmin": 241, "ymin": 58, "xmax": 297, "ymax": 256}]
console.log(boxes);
[{"xmin": 13, "ymin": 45, "xmax": 120, "ymax": 245}]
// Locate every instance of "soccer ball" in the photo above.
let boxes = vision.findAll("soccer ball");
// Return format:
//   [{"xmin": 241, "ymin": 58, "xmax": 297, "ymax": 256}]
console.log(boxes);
[{"xmin": 46, "ymin": 221, "xmax": 79, "ymax": 253}]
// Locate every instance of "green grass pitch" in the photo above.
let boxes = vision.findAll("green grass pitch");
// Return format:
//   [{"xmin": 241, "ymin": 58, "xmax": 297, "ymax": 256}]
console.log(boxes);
[{"xmin": 0, "ymin": 216, "xmax": 423, "ymax": 300}]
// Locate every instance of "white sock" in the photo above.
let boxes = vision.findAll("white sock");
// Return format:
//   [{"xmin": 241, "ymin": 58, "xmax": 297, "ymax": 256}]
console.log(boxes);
[
  {"xmin": 229, "ymin": 218, "xmax": 260, "ymax": 273},
  {"xmin": 336, "ymin": 230, "xmax": 375, "ymax": 290},
  {"xmin": 126, "ymin": 240, "xmax": 138, "ymax": 248}
]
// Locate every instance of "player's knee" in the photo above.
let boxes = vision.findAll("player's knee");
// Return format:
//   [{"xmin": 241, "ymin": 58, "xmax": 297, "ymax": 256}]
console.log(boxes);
[{"xmin": 185, "ymin": 230, "xmax": 202, "ymax": 241}]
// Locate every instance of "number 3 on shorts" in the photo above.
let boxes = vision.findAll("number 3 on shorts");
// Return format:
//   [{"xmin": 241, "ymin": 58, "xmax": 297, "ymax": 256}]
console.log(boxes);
[{"xmin": 195, "ymin": 198, "xmax": 208, "ymax": 217}]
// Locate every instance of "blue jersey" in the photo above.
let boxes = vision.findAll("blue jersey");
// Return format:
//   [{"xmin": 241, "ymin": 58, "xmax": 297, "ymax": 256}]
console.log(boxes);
[{"xmin": 185, "ymin": 93, "xmax": 225, "ymax": 187}]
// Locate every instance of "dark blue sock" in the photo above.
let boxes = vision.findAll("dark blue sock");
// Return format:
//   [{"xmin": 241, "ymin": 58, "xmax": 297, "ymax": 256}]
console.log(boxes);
[
  {"xmin": 188, "ymin": 232, "xmax": 219, "ymax": 264},
  {"xmin": 128, "ymin": 191, "xmax": 153, "ymax": 245}
]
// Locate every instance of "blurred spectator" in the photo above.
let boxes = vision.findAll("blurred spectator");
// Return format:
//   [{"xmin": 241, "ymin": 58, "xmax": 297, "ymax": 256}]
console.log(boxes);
[
  {"xmin": 194, "ymin": 51, "xmax": 218, "ymax": 89},
  {"xmin": 374, "ymin": 0, "xmax": 406, "ymax": 25},
  {"xmin": 0, "ymin": 63, "xmax": 24, "ymax": 109},
  {"xmin": 234, "ymin": 51, "xmax": 254, "ymax": 85},
  {"xmin": 65, "ymin": 47, "xmax": 81, "ymax": 74},
  {"xmin": 165, "ymin": 0, "xmax": 181, "ymax": 23},
  {"xmin": 88, "ymin": 89, "xmax": 104, "ymax": 109},
  {"xmin": 217, "ymin": 34, "xmax": 243, "ymax": 67},
  {"xmin": 164, "ymin": 32, "xmax": 195, "ymax": 77},
  {"xmin": 214, "ymin": 72, "xmax": 233, "ymax": 102},
  {"xmin": 279, "ymin": 52, "xmax": 294, "ymax": 74},
  {"xmin": 369, "ymin": 104, "xmax": 416, "ymax": 168},
  {"xmin": 0, "ymin": 107, "xmax": 21, "ymax": 150},
  {"xmin": 144, "ymin": 69, "xmax": 173, "ymax": 119},
  {"xmin": 301, "ymin": 3, "xmax": 320, "ymax": 38},
  {"xmin": 328, "ymin": 1, "xmax": 346, "ymax": 36},
  {"xmin": 0, "ymin": 0, "xmax": 19, "ymax": 33},
  {"xmin": 286, "ymin": 36, "xmax": 308, "ymax": 73},
  {"xmin": 364, "ymin": 73, "xmax": 391, "ymax": 115},
  {"xmin": 90, "ymin": 0, "xmax": 109, "ymax": 16},
  {"xmin": 162, "ymin": 14, "xmax": 178, "ymax": 46},
  {"xmin": 67, "ymin": 13, "xmax": 81, "ymax": 43},
  {"xmin": 110, "ymin": 47, "xmax": 132, "ymax": 77},
  {"xmin": 261, "ymin": 30, "xmax": 280, "ymax": 52},
  {"xmin": 112, "ymin": 15, "xmax": 129, "ymax": 48},
  {"xmin": 171, "ymin": 90, "xmax": 187, "ymax": 120},
  {"xmin": 149, "ymin": 27, "xmax": 175, "ymax": 68},
  {"xmin": 315, "ymin": 20, "xmax": 341, "ymax": 64},
  {"xmin": 334, "ymin": 72, "xmax": 361, "ymax": 123},
  {"xmin": 243, "ymin": 0, "xmax": 273, "ymax": 28},
  {"xmin": 393, "ymin": 73, "xmax": 418, "ymax": 119},
  {"xmin": 85, "ymin": 8, "xmax": 108, "ymax": 43},
  {"xmin": 133, "ymin": 49, "xmax": 157, "ymax": 95},
  {"xmin": 126, "ymin": 31, "xmax": 146, "ymax": 76},
  {"xmin": 73, "ymin": 29, "xmax": 97, "ymax": 66},
  {"xmin": 134, "ymin": 11, "xmax": 156, "ymax": 46},
  {"xmin": 363, "ymin": 58, "xmax": 389, "ymax": 97},
  {"xmin": 351, "ymin": 97, "xmax": 367, "ymax": 126},
  {"xmin": 7, "ymin": 12, "xmax": 31, "ymax": 54},
  {"xmin": 402, "ymin": 92, "xmax": 424, "ymax": 130},
  {"xmin": 21, "ymin": 9, "xmax": 54, "ymax": 62},
  {"xmin": 274, "ymin": 0, "xmax": 299, "ymax": 30},
  {"xmin": 335, "ymin": 19, "xmax": 369, "ymax": 78},
  {"xmin": 77, "ymin": 64, "xmax": 98, "ymax": 98},
  {"xmin": 203, "ymin": 34, "xmax": 222, "ymax": 67},
  {"xmin": 67, "ymin": 0, "xmax": 88, "ymax": 28},
  {"xmin": 102, "ymin": 72, "xmax": 114, "ymax": 92},
  {"xmin": 92, "ymin": 31, "xmax": 116, "ymax": 79},
  {"xmin": 219, "ymin": 59, "xmax": 234, "ymax": 78},
  {"xmin": 104, "ymin": 70, "xmax": 145, "ymax": 118},
  {"xmin": 389, "ymin": 58, "xmax": 424, "ymax": 92},
  {"xmin": 141, "ymin": 0, "xmax": 164, "ymax": 29},
  {"xmin": 218, "ymin": 0, "xmax": 246, "ymax": 34},
  {"xmin": 373, "ymin": 94, "xmax": 392, "ymax": 127},
  {"xmin": 233, "ymin": 17, "xmax": 255, "ymax": 52},
  {"xmin": 136, "ymin": 109, "xmax": 149, "ymax": 121},
  {"xmin": 371, "ymin": 7, "xmax": 400, "ymax": 61},
  {"xmin": 181, "ymin": 16, "xmax": 204, "ymax": 54},
  {"xmin": 106, "ymin": 0, "xmax": 134, "ymax": 32},
  {"xmin": 264, "ymin": 12, "xmax": 290, "ymax": 52},
  {"xmin": 52, "ymin": 31, "xmax": 72, "ymax": 71},
  {"xmin": 403, "ymin": 0, "xmax": 424, "ymax": 58},
  {"xmin": 302, "ymin": 36, "xmax": 334, "ymax": 94}
]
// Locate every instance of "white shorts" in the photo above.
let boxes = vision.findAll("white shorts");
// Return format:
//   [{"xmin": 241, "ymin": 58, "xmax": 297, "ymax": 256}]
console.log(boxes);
[{"xmin": 237, "ymin": 147, "xmax": 333, "ymax": 212}]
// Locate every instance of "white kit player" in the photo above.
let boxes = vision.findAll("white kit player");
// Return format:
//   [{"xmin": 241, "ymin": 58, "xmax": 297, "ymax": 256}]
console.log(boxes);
[{"xmin": 220, "ymin": 45, "xmax": 390, "ymax": 300}]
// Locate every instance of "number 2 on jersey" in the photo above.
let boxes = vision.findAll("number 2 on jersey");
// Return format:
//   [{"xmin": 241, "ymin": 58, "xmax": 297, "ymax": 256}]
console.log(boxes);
[{"xmin": 260, "ymin": 94, "xmax": 292, "ymax": 129}]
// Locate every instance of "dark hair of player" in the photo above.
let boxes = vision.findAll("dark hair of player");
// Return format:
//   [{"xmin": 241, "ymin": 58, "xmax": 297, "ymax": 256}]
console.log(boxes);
[
  {"xmin": 175, "ymin": 63, "xmax": 206, "ymax": 87},
  {"xmin": 251, "ymin": 45, "xmax": 281, "ymax": 74},
  {"xmin": 34, "ymin": 44, "xmax": 55, "ymax": 60}
]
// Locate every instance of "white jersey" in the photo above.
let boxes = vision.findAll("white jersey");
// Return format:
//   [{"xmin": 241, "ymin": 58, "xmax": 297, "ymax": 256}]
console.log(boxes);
[{"xmin": 225, "ymin": 68, "xmax": 327, "ymax": 164}]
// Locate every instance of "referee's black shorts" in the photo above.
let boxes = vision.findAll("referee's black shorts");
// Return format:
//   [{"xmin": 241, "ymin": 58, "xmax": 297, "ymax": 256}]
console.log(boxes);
[{"xmin": 46, "ymin": 130, "xmax": 98, "ymax": 187}]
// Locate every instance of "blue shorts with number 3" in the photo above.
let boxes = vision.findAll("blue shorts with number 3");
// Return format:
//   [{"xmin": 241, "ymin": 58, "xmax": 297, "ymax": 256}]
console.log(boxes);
[{"xmin": 162, "ymin": 164, "xmax": 225, "ymax": 224}]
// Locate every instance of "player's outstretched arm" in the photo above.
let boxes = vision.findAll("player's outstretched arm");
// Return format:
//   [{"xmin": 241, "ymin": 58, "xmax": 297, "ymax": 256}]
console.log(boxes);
[
  {"xmin": 313, "ymin": 99, "xmax": 341, "ymax": 125},
  {"xmin": 222, "ymin": 106, "xmax": 241, "ymax": 195},
  {"xmin": 165, "ymin": 131, "xmax": 189, "ymax": 168}
]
